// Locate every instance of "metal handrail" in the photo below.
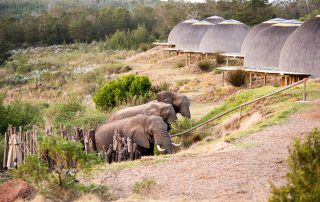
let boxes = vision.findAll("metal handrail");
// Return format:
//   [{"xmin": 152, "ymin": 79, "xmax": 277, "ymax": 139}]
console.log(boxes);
[{"xmin": 170, "ymin": 78, "xmax": 308, "ymax": 138}]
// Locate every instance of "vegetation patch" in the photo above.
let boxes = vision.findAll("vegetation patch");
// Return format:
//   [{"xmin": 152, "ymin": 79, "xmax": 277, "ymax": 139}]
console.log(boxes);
[
  {"xmin": 269, "ymin": 129, "xmax": 320, "ymax": 201},
  {"xmin": 225, "ymin": 70, "xmax": 247, "ymax": 87},
  {"xmin": 197, "ymin": 60, "xmax": 213, "ymax": 72},
  {"xmin": 132, "ymin": 178, "xmax": 157, "ymax": 195},
  {"xmin": 94, "ymin": 74, "xmax": 154, "ymax": 112}
]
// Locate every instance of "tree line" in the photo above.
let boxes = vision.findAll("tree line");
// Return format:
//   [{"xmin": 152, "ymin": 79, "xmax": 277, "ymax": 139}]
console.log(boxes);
[{"xmin": 0, "ymin": 0, "xmax": 319, "ymax": 64}]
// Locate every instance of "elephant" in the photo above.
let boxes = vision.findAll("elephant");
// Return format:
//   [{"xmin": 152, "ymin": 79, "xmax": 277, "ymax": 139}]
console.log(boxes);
[
  {"xmin": 107, "ymin": 101, "xmax": 177, "ymax": 126},
  {"xmin": 157, "ymin": 91, "xmax": 191, "ymax": 119},
  {"xmin": 95, "ymin": 114, "xmax": 180, "ymax": 156}
]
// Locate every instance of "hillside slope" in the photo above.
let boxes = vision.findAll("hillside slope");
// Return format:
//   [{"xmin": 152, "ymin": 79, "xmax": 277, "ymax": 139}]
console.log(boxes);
[{"xmin": 82, "ymin": 102, "xmax": 320, "ymax": 201}]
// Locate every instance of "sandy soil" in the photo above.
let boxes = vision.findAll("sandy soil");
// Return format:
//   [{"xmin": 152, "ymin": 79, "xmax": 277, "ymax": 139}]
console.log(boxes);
[{"xmin": 84, "ymin": 104, "xmax": 320, "ymax": 201}]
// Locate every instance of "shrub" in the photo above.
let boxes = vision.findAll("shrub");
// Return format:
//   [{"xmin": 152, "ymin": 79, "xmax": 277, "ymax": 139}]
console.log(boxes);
[
  {"xmin": 138, "ymin": 43, "xmax": 152, "ymax": 52},
  {"xmin": 269, "ymin": 129, "xmax": 320, "ymax": 202},
  {"xmin": 132, "ymin": 178, "xmax": 157, "ymax": 195},
  {"xmin": 45, "ymin": 100, "xmax": 85, "ymax": 131},
  {"xmin": 214, "ymin": 53, "xmax": 225, "ymax": 64},
  {"xmin": 12, "ymin": 135, "xmax": 107, "ymax": 201},
  {"xmin": 225, "ymin": 70, "xmax": 247, "ymax": 87},
  {"xmin": 152, "ymin": 81, "xmax": 171, "ymax": 93},
  {"xmin": 0, "ymin": 98, "xmax": 45, "ymax": 135},
  {"xmin": 197, "ymin": 60, "xmax": 212, "ymax": 71},
  {"xmin": 176, "ymin": 61, "xmax": 186, "ymax": 68},
  {"xmin": 176, "ymin": 79, "xmax": 190, "ymax": 87},
  {"xmin": 94, "ymin": 74, "xmax": 153, "ymax": 111}
]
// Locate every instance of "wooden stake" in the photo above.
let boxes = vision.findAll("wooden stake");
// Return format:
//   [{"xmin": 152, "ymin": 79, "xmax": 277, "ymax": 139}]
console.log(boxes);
[
  {"xmin": 3, "ymin": 132, "xmax": 8, "ymax": 169},
  {"xmin": 303, "ymin": 79, "xmax": 307, "ymax": 101}
]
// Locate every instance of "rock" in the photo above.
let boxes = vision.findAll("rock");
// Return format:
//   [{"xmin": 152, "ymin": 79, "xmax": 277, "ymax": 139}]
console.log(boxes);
[{"xmin": 0, "ymin": 180, "xmax": 34, "ymax": 202}]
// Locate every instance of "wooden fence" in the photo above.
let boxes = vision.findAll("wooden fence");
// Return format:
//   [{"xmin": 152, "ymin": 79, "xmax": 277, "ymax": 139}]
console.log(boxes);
[{"xmin": 2, "ymin": 125, "xmax": 141, "ymax": 169}]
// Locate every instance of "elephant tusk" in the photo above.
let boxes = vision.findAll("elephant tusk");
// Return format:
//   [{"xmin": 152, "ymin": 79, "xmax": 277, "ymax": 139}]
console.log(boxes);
[
  {"xmin": 157, "ymin": 145, "xmax": 166, "ymax": 152},
  {"xmin": 172, "ymin": 142, "xmax": 181, "ymax": 147}
]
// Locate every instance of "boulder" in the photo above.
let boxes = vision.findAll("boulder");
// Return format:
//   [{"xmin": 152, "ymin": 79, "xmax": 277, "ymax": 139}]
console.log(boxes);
[{"xmin": 0, "ymin": 180, "xmax": 33, "ymax": 202}]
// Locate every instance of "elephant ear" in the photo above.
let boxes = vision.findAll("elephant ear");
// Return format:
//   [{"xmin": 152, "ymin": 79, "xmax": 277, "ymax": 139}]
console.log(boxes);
[{"xmin": 133, "ymin": 132, "xmax": 150, "ymax": 148}]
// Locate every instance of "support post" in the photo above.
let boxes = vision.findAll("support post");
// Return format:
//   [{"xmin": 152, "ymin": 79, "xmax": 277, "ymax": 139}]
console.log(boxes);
[
  {"xmin": 264, "ymin": 73, "xmax": 267, "ymax": 86},
  {"xmin": 239, "ymin": 106, "xmax": 242, "ymax": 121},
  {"xmin": 303, "ymin": 79, "xmax": 307, "ymax": 101},
  {"xmin": 222, "ymin": 71, "xmax": 225, "ymax": 87},
  {"xmin": 226, "ymin": 57, "xmax": 229, "ymax": 67},
  {"xmin": 249, "ymin": 72, "xmax": 252, "ymax": 89}
]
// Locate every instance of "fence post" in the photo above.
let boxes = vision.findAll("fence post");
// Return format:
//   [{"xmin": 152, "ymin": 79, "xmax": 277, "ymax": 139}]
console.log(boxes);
[
  {"xmin": 303, "ymin": 79, "xmax": 307, "ymax": 101},
  {"xmin": 239, "ymin": 106, "xmax": 242, "ymax": 121},
  {"xmin": 2, "ymin": 132, "xmax": 8, "ymax": 169}
]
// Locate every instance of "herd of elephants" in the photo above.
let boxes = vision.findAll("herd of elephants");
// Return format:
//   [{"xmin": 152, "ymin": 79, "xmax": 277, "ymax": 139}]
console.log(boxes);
[{"xmin": 95, "ymin": 91, "xmax": 191, "ymax": 163}]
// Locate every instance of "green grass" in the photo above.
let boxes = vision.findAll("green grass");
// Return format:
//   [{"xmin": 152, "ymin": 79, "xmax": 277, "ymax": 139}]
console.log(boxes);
[{"xmin": 132, "ymin": 178, "xmax": 157, "ymax": 195}]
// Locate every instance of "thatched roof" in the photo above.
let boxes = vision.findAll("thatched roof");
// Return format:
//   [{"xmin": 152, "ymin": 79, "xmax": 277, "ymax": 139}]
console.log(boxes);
[
  {"xmin": 241, "ymin": 18, "xmax": 286, "ymax": 55},
  {"xmin": 204, "ymin": 16, "xmax": 224, "ymax": 24},
  {"xmin": 279, "ymin": 16, "xmax": 320, "ymax": 77},
  {"xmin": 175, "ymin": 21, "xmax": 213, "ymax": 51},
  {"xmin": 168, "ymin": 19, "xmax": 199, "ymax": 45},
  {"xmin": 244, "ymin": 20, "xmax": 301, "ymax": 69},
  {"xmin": 198, "ymin": 19, "xmax": 249, "ymax": 53}
]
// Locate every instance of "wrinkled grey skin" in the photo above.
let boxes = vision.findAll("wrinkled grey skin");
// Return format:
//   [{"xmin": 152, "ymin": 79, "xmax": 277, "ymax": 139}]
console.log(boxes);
[
  {"xmin": 96, "ymin": 114, "xmax": 173, "ymax": 155},
  {"xmin": 157, "ymin": 91, "xmax": 191, "ymax": 119},
  {"xmin": 107, "ymin": 101, "xmax": 177, "ymax": 125}
]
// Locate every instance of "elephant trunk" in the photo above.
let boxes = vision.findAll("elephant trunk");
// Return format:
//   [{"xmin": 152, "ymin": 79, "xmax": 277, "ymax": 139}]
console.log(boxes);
[
  {"xmin": 180, "ymin": 104, "xmax": 191, "ymax": 119},
  {"xmin": 154, "ymin": 128, "xmax": 173, "ymax": 154}
]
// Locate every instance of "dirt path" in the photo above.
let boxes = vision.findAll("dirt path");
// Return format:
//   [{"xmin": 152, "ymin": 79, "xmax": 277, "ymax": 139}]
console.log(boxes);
[{"xmin": 86, "ymin": 104, "xmax": 320, "ymax": 201}]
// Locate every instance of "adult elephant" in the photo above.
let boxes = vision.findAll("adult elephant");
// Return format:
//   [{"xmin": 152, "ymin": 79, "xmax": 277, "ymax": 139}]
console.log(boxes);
[
  {"xmin": 95, "ymin": 115, "xmax": 180, "ymax": 155},
  {"xmin": 107, "ymin": 101, "xmax": 177, "ymax": 126},
  {"xmin": 157, "ymin": 91, "xmax": 191, "ymax": 119}
]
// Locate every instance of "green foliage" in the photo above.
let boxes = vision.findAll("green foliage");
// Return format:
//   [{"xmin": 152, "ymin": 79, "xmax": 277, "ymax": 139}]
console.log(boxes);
[
  {"xmin": 12, "ymin": 155, "xmax": 48, "ymax": 189},
  {"xmin": 132, "ymin": 177, "xmax": 157, "ymax": 195},
  {"xmin": 300, "ymin": 9, "xmax": 320, "ymax": 21},
  {"xmin": 46, "ymin": 100, "xmax": 85, "ymax": 131},
  {"xmin": 214, "ymin": 53, "xmax": 225, "ymax": 64},
  {"xmin": 94, "ymin": 74, "xmax": 153, "ymax": 112},
  {"xmin": 12, "ymin": 134, "xmax": 106, "ymax": 201},
  {"xmin": 176, "ymin": 61, "xmax": 186, "ymax": 68},
  {"xmin": 269, "ymin": 129, "xmax": 320, "ymax": 202},
  {"xmin": 170, "ymin": 118, "xmax": 207, "ymax": 148},
  {"xmin": 197, "ymin": 60, "xmax": 213, "ymax": 72},
  {"xmin": 225, "ymin": 70, "xmax": 247, "ymax": 87},
  {"xmin": 0, "ymin": 97, "xmax": 45, "ymax": 136},
  {"xmin": 105, "ymin": 25, "xmax": 154, "ymax": 50}
]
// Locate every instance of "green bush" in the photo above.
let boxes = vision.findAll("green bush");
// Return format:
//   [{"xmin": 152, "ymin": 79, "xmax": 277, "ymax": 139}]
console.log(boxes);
[
  {"xmin": 269, "ymin": 129, "xmax": 320, "ymax": 202},
  {"xmin": 214, "ymin": 53, "xmax": 225, "ymax": 64},
  {"xmin": 225, "ymin": 70, "xmax": 247, "ymax": 87},
  {"xmin": 176, "ymin": 61, "xmax": 186, "ymax": 68},
  {"xmin": 0, "ymin": 96, "xmax": 45, "ymax": 135},
  {"xmin": 12, "ymin": 135, "xmax": 106, "ymax": 201},
  {"xmin": 93, "ymin": 74, "xmax": 153, "ymax": 112},
  {"xmin": 45, "ymin": 100, "xmax": 85, "ymax": 131},
  {"xmin": 197, "ymin": 60, "xmax": 213, "ymax": 71}
]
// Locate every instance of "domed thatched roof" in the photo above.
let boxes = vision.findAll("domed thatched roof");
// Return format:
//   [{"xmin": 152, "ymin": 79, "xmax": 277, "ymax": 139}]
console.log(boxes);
[
  {"xmin": 244, "ymin": 20, "xmax": 301, "ymax": 69},
  {"xmin": 205, "ymin": 16, "xmax": 224, "ymax": 24},
  {"xmin": 175, "ymin": 21, "xmax": 213, "ymax": 51},
  {"xmin": 168, "ymin": 19, "xmax": 199, "ymax": 46},
  {"xmin": 198, "ymin": 20, "xmax": 249, "ymax": 53},
  {"xmin": 241, "ymin": 18, "xmax": 286, "ymax": 56},
  {"xmin": 279, "ymin": 16, "xmax": 320, "ymax": 77}
]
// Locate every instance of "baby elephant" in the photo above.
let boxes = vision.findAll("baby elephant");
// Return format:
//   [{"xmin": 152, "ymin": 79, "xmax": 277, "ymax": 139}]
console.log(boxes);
[
  {"xmin": 96, "ymin": 114, "xmax": 181, "ymax": 156},
  {"xmin": 107, "ymin": 101, "xmax": 177, "ymax": 126}
]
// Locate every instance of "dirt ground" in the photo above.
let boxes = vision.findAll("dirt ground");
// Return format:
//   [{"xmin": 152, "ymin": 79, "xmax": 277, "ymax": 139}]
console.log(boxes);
[{"xmin": 85, "ymin": 104, "xmax": 320, "ymax": 201}]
